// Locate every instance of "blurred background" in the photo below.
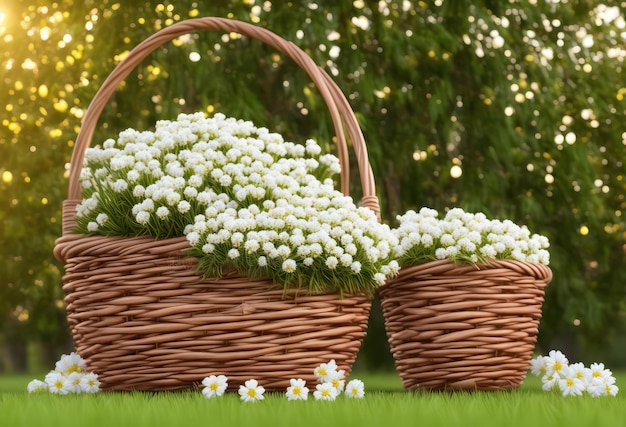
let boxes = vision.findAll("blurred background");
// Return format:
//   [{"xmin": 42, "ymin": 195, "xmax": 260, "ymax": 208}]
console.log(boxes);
[{"xmin": 1, "ymin": 0, "xmax": 625, "ymax": 373}]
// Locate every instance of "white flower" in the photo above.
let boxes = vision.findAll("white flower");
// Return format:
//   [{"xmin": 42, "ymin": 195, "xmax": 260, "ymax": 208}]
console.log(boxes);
[
  {"xmin": 326, "ymin": 369, "xmax": 346, "ymax": 392},
  {"xmin": 228, "ymin": 248, "xmax": 240, "ymax": 260},
  {"xmin": 96, "ymin": 213, "xmax": 109, "ymax": 225},
  {"xmin": 80, "ymin": 372, "xmax": 101, "ymax": 393},
  {"xmin": 239, "ymin": 379, "xmax": 265, "ymax": 402},
  {"xmin": 135, "ymin": 210, "xmax": 150, "ymax": 225},
  {"xmin": 177, "ymin": 200, "xmax": 191, "ymax": 214},
  {"xmin": 544, "ymin": 349, "xmax": 569, "ymax": 378},
  {"xmin": 201, "ymin": 375, "xmax": 228, "ymax": 398},
  {"xmin": 67, "ymin": 372, "xmax": 84, "ymax": 393},
  {"xmin": 313, "ymin": 382, "xmax": 338, "ymax": 401},
  {"xmin": 55, "ymin": 352, "xmax": 87, "ymax": 375},
  {"xmin": 558, "ymin": 366, "xmax": 586, "ymax": 397},
  {"xmin": 588, "ymin": 362, "xmax": 613, "ymax": 383},
  {"xmin": 325, "ymin": 256, "xmax": 338, "ymax": 270},
  {"xmin": 45, "ymin": 371, "xmax": 73, "ymax": 395},
  {"xmin": 344, "ymin": 379, "xmax": 365, "ymax": 399},
  {"xmin": 568, "ymin": 362, "xmax": 591, "ymax": 387},
  {"xmin": 87, "ymin": 222, "xmax": 99, "ymax": 232},
  {"xmin": 156, "ymin": 206, "xmax": 170, "ymax": 220},
  {"xmin": 27, "ymin": 379, "xmax": 48, "ymax": 393},
  {"xmin": 285, "ymin": 378, "xmax": 309, "ymax": 401},
  {"xmin": 588, "ymin": 378, "xmax": 619, "ymax": 397},
  {"xmin": 282, "ymin": 259, "xmax": 297, "ymax": 273},
  {"xmin": 314, "ymin": 359, "xmax": 338, "ymax": 383},
  {"xmin": 112, "ymin": 179, "xmax": 128, "ymax": 192},
  {"xmin": 541, "ymin": 373, "xmax": 559, "ymax": 391},
  {"xmin": 530, "ymin": 355, "xmax": 547, "ymax": 377}
]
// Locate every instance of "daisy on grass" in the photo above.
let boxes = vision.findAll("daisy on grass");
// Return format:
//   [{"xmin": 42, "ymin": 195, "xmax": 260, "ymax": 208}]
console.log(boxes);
[
  {"xmin": 326, "ymin": 369, "xmax": 346, "ymax": 392},
  {"xmin": 529, "ymin": 355, "xmax": 547, "ymax": 377},
  {"xmin": 285, "ymin": 378, "xmax": 309, "ymax": 401},
  {"xmin": 568, "ymin": 362, "xmax": 591, "ymax": 387},
  {"xmin": 541, "ymin": 373, "xmax": 559, "ymax": 392},
  {"xmin": 201, "ymin": 375, "xmax": 228, "ymax": 399},
  {"xmin": 55, "ymin": 352, "xmax": 87, "ymax": 375},
  {"xmin": 588, "ymin": 379, "xmax": 619, "ymax": 397},
  {"xmin": 314, "ymin": 382, "xmax": 338, "ymax": 401},
  {"xmin": 544, "ymin": 350, "xmax": 569, "ymax": 378},
  {"xmin": 588, "ymin": 362, "xmax": 614, "ymax": 383},
  {"xmin": 67, "ymin": 372, "xmax": 84, "ymax": 393},
  {"xmin": 27, "ymin": 379, "xmax": 48, "ymax": 393},
  {"xmin": 80, "ymin": 372, "xmax": 101, "ymax": 393},
  {"xmin": 344, "ymin": 379, "xmax": 365, "ymax": 399},
  {"xmin": 239, "ymin": 379, "xmax": 265, "ymax": 402},
  {"xmin": 314, "ymin": 359, "xmax": 338, "ymax": 383},
  {"xmin": 558, "ymin": 366, "xmax": 586, "ymax": 397},
  {"xmin": 45, "ymin": 371, "xmax": 73, "ymax": 395}
]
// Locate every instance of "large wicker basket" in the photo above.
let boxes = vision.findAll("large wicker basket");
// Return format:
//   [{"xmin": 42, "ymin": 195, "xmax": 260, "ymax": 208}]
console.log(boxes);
[
  {"xmin": 54, "ymin": 17, "xmax": 380, "ymax": 391},
  {"xmin": 378, "ymin": 259, "xmax": 552, "ymax": 391}
]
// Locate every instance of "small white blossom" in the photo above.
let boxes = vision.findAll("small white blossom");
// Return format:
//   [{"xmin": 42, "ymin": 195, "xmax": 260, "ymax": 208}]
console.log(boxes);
[
  {"xmin": 285, "ymin": 378, "xmax": 309, "ymax": 401},
  {"xmin": 201, "ymin": 375, "xmax": 228, "ymax": 398},
  {"xmin": 27, "ymin": 379, "xmax": 48, "ymax": 393},
  {"xmin": 239, "ymin": 379, "xmax": 265, "ymax": 402},
  {"xmin": 344, "ymin": 379, "xmax": 365, "ymax": 399},
  {"xmin": 313, "ymin": 382, "xmax": 338, "ymax": 401}
]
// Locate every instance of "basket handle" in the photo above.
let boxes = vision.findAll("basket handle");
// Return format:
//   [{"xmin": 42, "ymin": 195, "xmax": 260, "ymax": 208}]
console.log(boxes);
[{"xmin": 65, "ymin": 17, "xmax": 380, "ymax": 222}]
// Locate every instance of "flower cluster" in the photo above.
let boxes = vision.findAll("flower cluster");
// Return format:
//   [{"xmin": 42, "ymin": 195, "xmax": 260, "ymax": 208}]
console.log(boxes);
[
  {"xmin": 529, "ymin": 350, "xmax": 618, "ymax": 397},
  {"xmin": 27, "ymin": 352, "xmax": 100, "ymax": 395},
  {"xmin": 313, "ymin": 359, "xmax": 365, "ymax": 400},
  {"xmin": 393, "ymin": 207, "xmax": 550, "ymax": 266},
  {"xmin": 200, "ymin": 360, "xmax": 364, "ymax": 402},
  {"xmin": 75, "ymin": 112, "xmax": 399, "ymax": 295}
]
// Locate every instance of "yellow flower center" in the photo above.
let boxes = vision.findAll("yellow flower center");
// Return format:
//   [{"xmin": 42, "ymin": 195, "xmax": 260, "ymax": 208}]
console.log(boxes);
[
  {"xmin": 576, "ymin": 372, "xmax": 584, "ymax": 379},
  {"xmin": 210, "ymin": 383, "xmax": 219, "ymax": 391},
  {"xmin": 321, "ymin": 389, "xmax": 330, "ymax": 397},
  {"xmin": 247, "ymin": 388, "xmax": 257, "ymax": 398},
  {"xmin": 332, "ymin": 379, "xmax": 339, "ymax": 388},
  {"xmin": 293, "ymin": 386, "xmax": 301, "ymax": 395},
  {"xmin": 55, "ymin": 380, "xmax": 64, "ymax": 390},
  {"xmin": 67, "ymin": 365, "xmax": 82, "ymax": 374},
  {"xmin": 592, "ymin": 371, "xmax": 601, "ymax": 378},
  {"xmin": 553, "ymin": 362, "xmax": 562, "ymax": 372},
  {"xmin": 317, "ymin": 368, "xmax": 327, "ymax": 377},
  {"xmin": 351, "ymin": 388, "xmax": 358, "ymax": 396},
  {"xmin": 566, "ymin": 378, "xmax": 574, "ymax": 387}
]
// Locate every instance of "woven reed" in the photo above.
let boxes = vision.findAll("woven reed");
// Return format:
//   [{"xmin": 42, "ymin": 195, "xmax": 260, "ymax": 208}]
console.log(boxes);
[
  {"xmin": 378, "ymin": 259, "xmax": 552, "ymax": 391},
  {"xmin": 54, "ymin": 17, "xmax": 377, "ymax": 391}
]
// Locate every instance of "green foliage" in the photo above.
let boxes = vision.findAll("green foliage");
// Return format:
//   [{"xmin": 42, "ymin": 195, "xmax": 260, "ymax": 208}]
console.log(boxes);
[{"xmin": 1, "ymin": 0, "xmax": 625, "ymax": 358}]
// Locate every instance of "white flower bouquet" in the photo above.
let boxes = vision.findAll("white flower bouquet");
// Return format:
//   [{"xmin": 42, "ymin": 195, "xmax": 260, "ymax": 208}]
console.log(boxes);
[
  {"xmin": 392, "ymin": 207, "xmax": 550, "ymax": 267},
  {"xmin": 73, "ymin": 112, "xmax": 398, "ymax": 296}
]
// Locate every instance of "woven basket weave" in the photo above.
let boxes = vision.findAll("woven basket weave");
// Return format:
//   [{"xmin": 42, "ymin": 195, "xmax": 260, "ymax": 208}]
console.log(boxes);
[
  {"xmin": 378, "ymin": 259, "xmax": 552, "ymax": 391},
  {"xmin": 54, "ymin": 17, "xmax": 379, "ymax": 391}
]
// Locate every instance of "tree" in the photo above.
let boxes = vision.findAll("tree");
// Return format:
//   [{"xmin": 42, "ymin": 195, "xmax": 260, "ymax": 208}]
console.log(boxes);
[{"xmin": 1, "ymin": 0, "xmax": 624, "ymax": 370}]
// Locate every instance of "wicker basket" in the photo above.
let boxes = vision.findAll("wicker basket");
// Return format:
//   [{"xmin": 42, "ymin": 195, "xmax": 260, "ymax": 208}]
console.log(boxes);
[
  {"xmin": 378, "ymin": 259, "xmax": 552, "ymax": 391},
  {"xmin": 54, "ymin": 17, "xmax": 380, "ymax": 391}
]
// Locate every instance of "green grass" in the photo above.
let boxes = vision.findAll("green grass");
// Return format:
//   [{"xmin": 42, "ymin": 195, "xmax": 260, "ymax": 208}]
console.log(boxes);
[{"xmin": 1, "ymin": 372, "xmax": 624, "ymax": 427}]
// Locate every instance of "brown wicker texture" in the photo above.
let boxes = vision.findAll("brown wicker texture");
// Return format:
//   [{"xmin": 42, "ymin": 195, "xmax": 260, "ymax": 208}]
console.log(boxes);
[
  {"xmin": 378, "ymin": 259, "xmax": 552, "ymax": 391},
  {"xmin": 54, "ymin": 17, "xmax": 378, "ymax": 391}
]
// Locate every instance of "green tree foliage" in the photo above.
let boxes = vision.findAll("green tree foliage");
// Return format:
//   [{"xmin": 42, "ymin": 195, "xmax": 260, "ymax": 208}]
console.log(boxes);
[{"xmin": 1, "ymin": 0, "xmax": 624, "ymax": 367}]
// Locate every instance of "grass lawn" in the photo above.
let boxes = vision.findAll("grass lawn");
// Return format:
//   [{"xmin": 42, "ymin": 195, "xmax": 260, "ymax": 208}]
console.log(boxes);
[{"xmin": 1, "ymin": 370, "xmax": 624, "ymax": 427}]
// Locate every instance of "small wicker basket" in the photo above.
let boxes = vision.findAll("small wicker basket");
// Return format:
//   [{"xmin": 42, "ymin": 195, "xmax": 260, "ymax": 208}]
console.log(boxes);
[
  {"xmin": 378, "ymin": 259, "xmax": 552, "ymax": 391},
  {"xmin": 54, "ymin": 17, "xmax": 379, "ymax": 391}
]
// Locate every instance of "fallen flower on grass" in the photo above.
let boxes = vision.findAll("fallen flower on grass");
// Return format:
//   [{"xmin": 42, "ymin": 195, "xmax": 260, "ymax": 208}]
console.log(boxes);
[
  {"xmin": 239, "ymin": 379, "xmax": 265, "ymax": 402},
  {"xmin": 313, "ymin": 382, "xmax": 338, "ymax": 401},
  {"xmin": 286, "ymin": 378, "xmax": 309, "ymax": 401},
  {"xmin": 201, "ymin": 375, "xmax": 228, "ymax": 399},
  {"xmin": 344, "ymin": 379, "xmax": 365, "ymax": 399}
]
